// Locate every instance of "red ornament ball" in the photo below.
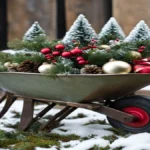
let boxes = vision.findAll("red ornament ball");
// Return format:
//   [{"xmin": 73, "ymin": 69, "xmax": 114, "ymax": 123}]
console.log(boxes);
[
  {"xmin": 41, "ymin": 48, "xmax": 51, "ymax": 54},
  {"xmin": 55, "ymin": 44, "xmax": 65, "ymax": 50},
  {"xmin": 71, "ymin": 48, "xmax": 82, "ymax": 55},
  {"xmin": 76, "ymin": 56, "xmax": 84, "ymax": 61},
  {"xmin": 78, "ymin": 60, "xmax": 87, "ymax": 65},
  {"xmin": 61, "ymin": 52, "xmax": 72, "ymax": 58},
  {"xmin": 52, "ymin": 51, "xmax": 61, "ymax": 56}
]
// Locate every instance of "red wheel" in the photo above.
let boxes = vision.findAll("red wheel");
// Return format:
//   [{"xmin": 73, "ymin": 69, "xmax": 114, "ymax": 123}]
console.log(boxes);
[
  {"xmin": 107, "ymin": 96, "xmax": 150, "ymax": 133},
  {"xmin": 122, "ymin": 107, "xmax": 149, "ymax": 127}
]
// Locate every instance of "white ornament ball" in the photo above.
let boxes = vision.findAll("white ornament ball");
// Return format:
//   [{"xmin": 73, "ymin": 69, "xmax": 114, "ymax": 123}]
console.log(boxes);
[
  {"xmin": 4, "ymin": 62, "xmax": 11, "ymax": 68},
  {"xmin": 102, "ymin": 61, "xmax": 132, "ymax": 74},
  {"xmin": 38, "ymin": 63, "xmax": 56, "ymax": 73}
]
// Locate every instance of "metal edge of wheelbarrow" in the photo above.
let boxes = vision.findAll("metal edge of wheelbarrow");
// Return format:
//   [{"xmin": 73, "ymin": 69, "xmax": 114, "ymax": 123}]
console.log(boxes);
[{"xmin": 0, "ymin": 72, "xmax": 150, "ymax": 103}]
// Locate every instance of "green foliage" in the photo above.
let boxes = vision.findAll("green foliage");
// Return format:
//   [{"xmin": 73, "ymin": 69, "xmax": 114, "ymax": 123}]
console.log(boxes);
[
  {"xmin": 83, "ymin": 49, "xmax": 112, "ymax": 66},
  {"xmin": 10, "ymin": 53, "xmax": 45, "ymax": 64},
  {"xmin": 102, "ymin": 135, "xmax": 118, "ymax": 144},
  {"xmin": 84, "ymin": 119, "xmax": 108, "ymax": 125},
  {"xmin": 0, "ymin": 129, "xmax": 80, "ymax": 149},
  {"xmin": 107, "ymin": 128, "xmax": 128, "ymax": 136},
  {"xmin": 0, "ymin": 52, "xmax": 12, "ymax": 64},
  {"xmin": 67, "ymin": 113, "xmax": 87, "ymax": 119},
  {"xmin": 88, "ymin": 145, "xmax": 110, "ymax": 150},
  {"xmin": 8, "ymin": 37, "xmax": 51, "ymax": 52},
  {"xmin": 98, "ymin": 34, "xmax": 120, "ymax": 45}
]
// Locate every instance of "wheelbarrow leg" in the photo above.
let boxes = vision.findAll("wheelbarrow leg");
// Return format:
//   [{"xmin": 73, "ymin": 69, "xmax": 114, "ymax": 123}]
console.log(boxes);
[
  {"xmin": 0, "ymin": 92, "xmax": 7, "ymax": 104},
  {"xmin": 28, "ymin": 102, "xmax": 56, "ymax": 128},
  {"xmin": 40, "ymin": 106, "xmax": 76, "ymax": 132},
  {"xmin": 0, "ymin": 93, "xmax": 17, "ymax": 118},
  {"xmin": 18, "ymin": 98, "xmax": 34, "ymax": 131}
]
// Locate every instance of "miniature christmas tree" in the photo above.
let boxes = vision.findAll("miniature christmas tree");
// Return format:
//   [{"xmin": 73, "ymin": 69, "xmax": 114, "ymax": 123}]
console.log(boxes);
[
  {"xmin": 62, "ymin": 14, "xmax": 97, "ymax": 47},
  {"xmin": 23, "ymin": 21, "xmax": 46, "ymax": 41},
  {"xmin": 125, "ymin": 20, "xmax": 150, "ymax": 42},
  {"xmin": 98, "ymin": 17, "xmax": 125, "ymax": 44}
]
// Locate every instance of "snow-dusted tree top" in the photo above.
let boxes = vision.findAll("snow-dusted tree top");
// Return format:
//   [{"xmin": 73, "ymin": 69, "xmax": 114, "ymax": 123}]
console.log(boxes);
[
  {"xmin": 62, "ymin": 14, "xmax": 98, "ymax": 44},
  {"xmin": 98, "ymin": 17, "xmax": 125, "ymax": 40},
  {"xmin": 23, "ymin": 21, "xmax": 46, "ymax": 41},
  {"xmin": 125, "ymin": 20, "xmax": 150, "ymax": 42}
]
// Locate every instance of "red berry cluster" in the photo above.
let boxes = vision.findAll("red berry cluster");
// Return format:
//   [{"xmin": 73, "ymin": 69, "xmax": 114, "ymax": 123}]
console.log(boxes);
[
  {"xmin": 138, "ymin": 46, "xmax": 145, "ymax": 53},
  {"xmin": 40, "ymin": 44, "xmax": 65, "ymax": 62},
  {"xmin": 41, "ymin": 43, "xmax": 88, "ymax": 65},
  {"xmin": 62, "ymin": 47, "xmax": 88, "ymax": 65}
]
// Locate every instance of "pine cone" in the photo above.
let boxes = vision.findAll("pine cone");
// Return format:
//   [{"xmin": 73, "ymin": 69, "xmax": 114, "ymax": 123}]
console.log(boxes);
[
  {"xmin": 17, "ymin": 60, "xmax": 34, "ymax": 72},
  {"xmin": 80, "ymin": 65, "xmax": 102, "ymax": 74},
  {"xmin": 17, "ymin": 60, "xmax": 42, "ymax": 73},
  {"xmin": 32, "ymin": 62, "xmax": 42, "ymax": 73}
]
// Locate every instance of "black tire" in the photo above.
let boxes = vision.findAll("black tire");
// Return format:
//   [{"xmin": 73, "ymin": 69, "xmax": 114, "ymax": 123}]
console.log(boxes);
[{"xmin": 107, "ymin": 95, "xmax": 150, "ymax": 133}]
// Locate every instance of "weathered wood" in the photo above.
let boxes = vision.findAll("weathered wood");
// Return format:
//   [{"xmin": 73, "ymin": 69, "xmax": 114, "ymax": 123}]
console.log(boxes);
[
  {"xmin": 7, "ymin": 0, "xmax": 57, "ymax": 41},
  {"xmin": 0, "ymin": 94, "xmax": 16, "ymax": 118},
  {"xmin": 29, "ymin": 102, "xmax": 56, "ymax": 127},
  {"xmin": 18, "ymin": 98, "xmax": 34, "ymax": 130},
  {"xmin": 0, "ymin": 0, "xmax": 7, "ymax": 50},
  {"xmin": 113, "ymin": 0, "xmax": 150, "ymax": 35},
  {"xmin": 0, "ymin": 92, "xmax": 7, "ymax": 104},
  {"xmin": 65, "ymin": 0, "xmax": 112, "ymax": 33}
]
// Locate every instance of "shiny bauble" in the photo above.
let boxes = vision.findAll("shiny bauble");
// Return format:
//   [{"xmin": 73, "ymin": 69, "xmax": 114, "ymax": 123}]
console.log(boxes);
[
  {"xmin": 134, "ymin": 65, "xmax": 150, "ymax": 73},
  {"xmin": 4, "ymin": 62, "xmax": 11, "ymax": 68},
  {"xmin": 128, "ymin": 51, "xmax": 142, "ymax": 60},
  {"xmin": 38, "ymin": 63, "xmax": 56, "ymax": 73},
  {"xmin": 52, "ymin": 51, "xmax": 61, "ymax": 56},
  {"xmin": 76, "ymin": 56, "xmax": 84, "ymax": 61},
  {"xmin": 102, "ymin": 61, "xmax": 132, "ymax": 74},
  {"xmin": 55, "ymin": 44, "xmax": 65, "ymax": 50},
  {"xmin": 61, "ymin": 52, "xmax": 72, "ymax": 58},
  {"xmin": 99, "ymin": 45, "xmax": 111, "ymax": 50},
  {"xmin": 40, "ymin": 48, "xmax": 51, "ymax": 54},
  {"xmin": 70, "ymin": 48, "xmax": 82, "ymax": 55}
]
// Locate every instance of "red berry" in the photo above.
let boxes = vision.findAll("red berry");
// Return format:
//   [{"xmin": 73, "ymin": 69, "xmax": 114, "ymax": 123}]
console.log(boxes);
[
  {"xmin": 61, "ymin": 52, "xmax": 72, "ymax": 58},
  {"xmin": 41, "ymin": 48, "xmax": 51, "ymax": 54},
  {"xmin": 82, "ymin": 47, "xmax": 88, "ymax": 50},
  {"xmin": 88, "ymin": 46, "xmax": 91, "ymax": 48},
  {"xmin": 70, "ymin": 48, "xmax": 82, "ymax": 55},
  {"xmin": 140, "ymin": 46, "xmax": 146, "ymax": 49},
  {"xmin": 52, "ymin": 51, "xmax": 61, "ymax": 56},
  {"xmin": 45, "ymin": 54, "xmax": 53, "ymax": 59},
  {"xmin": 115, "ymin": 38, "xmax": 119, "ymax": 41},
  {"xmin": 55, "ymin": 44, "xmax": 65, "ymax": 50},
  {"xmin": 78, "ymin": 60, "xmax": 86, "ymax": 65},
  {"xmin": 76, "ymin": 56, "xmax": 84, "ymax": 61},
  {"xmin": 138, "ymin": 49, "xmax": 144, "ymax": 53},
  {"xmin": 92, "ymin": 46, "xmax": 97, "ymax": 48}
]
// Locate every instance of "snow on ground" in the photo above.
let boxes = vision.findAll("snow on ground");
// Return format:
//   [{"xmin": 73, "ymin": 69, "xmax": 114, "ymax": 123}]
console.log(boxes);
[{"xmin": 1, "ymin": 100, "xmax": 150, "ymax": 150}]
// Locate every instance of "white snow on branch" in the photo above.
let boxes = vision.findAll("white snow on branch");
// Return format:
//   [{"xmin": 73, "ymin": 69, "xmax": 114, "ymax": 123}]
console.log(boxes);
[
  {"xmin": 62, "ymin": 14, "xmax": 97, "ymax": 44},
  {"xmin": 98, "ymin": 17, "xmax": 125, "ymax": 40},
  {"xmin": 125, "ymin": 20, "xmax": 150, "ymax": 42},
  {"xmin": 23, "ymin": 21, "xmax": 46, "ymax": 41}
]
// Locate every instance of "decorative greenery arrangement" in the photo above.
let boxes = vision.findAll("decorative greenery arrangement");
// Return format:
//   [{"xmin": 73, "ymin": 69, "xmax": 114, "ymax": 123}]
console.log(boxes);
[{"xmin": 1, "ymin": 15, "xmax": 150, "ymax": 75}]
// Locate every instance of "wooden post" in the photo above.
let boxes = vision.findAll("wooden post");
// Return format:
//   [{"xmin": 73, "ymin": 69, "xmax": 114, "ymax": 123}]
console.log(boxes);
[
  {"xmin": 65, "ymin": 0, "xmax": 112, "ymax": 33},
  {"xmin": 113, "ymin": 0, "xmax": 150, "ymax": 34},
  {"xmin": 0, "ymin": 0, "xmax": 7, "ymax": 50}
]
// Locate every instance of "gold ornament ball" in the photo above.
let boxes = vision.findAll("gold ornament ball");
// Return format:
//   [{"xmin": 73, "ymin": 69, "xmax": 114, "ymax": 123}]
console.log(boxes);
[
  {"xmin": 102, "ymin": 61, "xmax": 132, "ymax": 74},
  {"xmin": 38, "ymin": 63, "xmax": 56, "ymax": 73},
  {"xmin": 99, "ymin": 45, "xmax": 111, "ymax": 50},
  {"xmin": 128, "ymin": 51, "xmax": 142, "ymax": 60}
]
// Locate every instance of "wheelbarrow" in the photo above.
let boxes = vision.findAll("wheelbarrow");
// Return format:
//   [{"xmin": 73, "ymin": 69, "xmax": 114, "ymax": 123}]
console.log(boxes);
[{"xmin": 0, "ymin": 72, "xmax": 150, "ymax": 133}]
